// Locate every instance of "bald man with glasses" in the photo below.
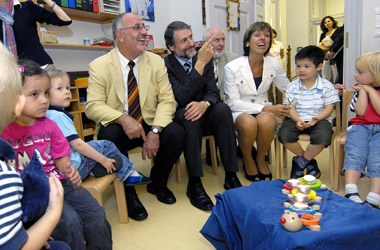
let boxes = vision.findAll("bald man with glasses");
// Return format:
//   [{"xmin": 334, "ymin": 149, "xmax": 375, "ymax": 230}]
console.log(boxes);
[{"xmin": 85, "ymin": 13, "xmax": 185, "ymax": 221}]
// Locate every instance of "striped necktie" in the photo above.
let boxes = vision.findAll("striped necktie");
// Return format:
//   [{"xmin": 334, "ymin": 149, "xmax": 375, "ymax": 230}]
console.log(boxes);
[
  {"xmin": 214, "ymin": 60, "xmax": 218, "ymax": 81},
  {"xmin": 184, "ymin": 62, "xmax": 192, "ymax": 74},
  {"xmin": 128, "ymin": 61, "xmax": 142, "ymax": 123}
]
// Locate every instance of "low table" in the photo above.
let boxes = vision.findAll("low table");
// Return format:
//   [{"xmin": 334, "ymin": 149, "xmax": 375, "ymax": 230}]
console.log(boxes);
[{"xmin": 201, "ymin": 180, "xmax": 380, "ymax": 250}]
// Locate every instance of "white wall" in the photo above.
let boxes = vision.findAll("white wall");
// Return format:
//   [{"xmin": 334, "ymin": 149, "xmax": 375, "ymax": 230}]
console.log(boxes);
[
  {"xmin": 360, "ymin": 0, "xmax": 380, "ymax": 53},
  {"xmin": 41, "ymin": 0, "xmax": 205, "ymax": 71},
  {"xmin": 285, "ymin": 0, "xmax": 310, "ymax": 73}
]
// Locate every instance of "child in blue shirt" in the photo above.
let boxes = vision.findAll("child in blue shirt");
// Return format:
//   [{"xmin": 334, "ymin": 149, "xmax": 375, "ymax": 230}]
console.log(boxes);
[
  {"xmin": 45, "ymin": 69, "xmax": 151, "ymax": 186},
  {"xmin": 278, "ymin": 45, "xmax": 340, "ymax": 179}
]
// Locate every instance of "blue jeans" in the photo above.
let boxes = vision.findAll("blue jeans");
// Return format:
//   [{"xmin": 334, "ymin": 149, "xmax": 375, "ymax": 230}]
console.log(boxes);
[
  {"xmin": 78, "ymin": 140, "xmax": 135, "ymax": 182},
  {"xmin": 51, "ymin": 180, "xmax": 112, "ymax": 250},
  {"xmin": 43, "ymin": 241, "xmax": 70, "ymax": 250},
  {"xmin": 344, "ymin": 124, "xmax": 380, "ymax": 178}
]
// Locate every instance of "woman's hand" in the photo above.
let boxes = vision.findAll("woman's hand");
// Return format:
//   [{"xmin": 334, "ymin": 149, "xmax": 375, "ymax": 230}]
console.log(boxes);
[{"xmin": 262, "ymin": 104, "xmax": 290, "ymax": 119}]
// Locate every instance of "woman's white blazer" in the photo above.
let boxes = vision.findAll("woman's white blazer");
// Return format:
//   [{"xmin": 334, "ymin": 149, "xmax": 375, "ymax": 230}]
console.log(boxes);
[{"xmin": 224, "ymin": 55, "xmax": 290, "ymax": 121}]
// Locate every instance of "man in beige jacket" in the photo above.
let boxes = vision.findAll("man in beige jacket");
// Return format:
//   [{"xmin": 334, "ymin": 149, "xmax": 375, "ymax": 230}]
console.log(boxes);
[{"xmin": 85, "ymin": 13, "xmax": 185, "ymax": 221}]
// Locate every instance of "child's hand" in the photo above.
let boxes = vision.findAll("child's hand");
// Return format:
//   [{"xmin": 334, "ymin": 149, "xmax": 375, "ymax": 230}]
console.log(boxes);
[
  {"xmin": 305, "ymin": 117, "xmax": 319, "ymax": 128},
  {"xmin": 296, "ymin": 120, "xmax": 306, "ymax": 130},
  {"xmin": 360, "ymin": 84, "xmax": 374, "ymax": 92},
  {"xmin": 101, "ymin": 157, "xmax": 116, "ymax": 174},
  {"xmin": 46, "ymin": 173, "xmax": 64, "ymax": 212},
  {"xmin": 334, "ymin": 83, "xmax": 345, "ymax": 96},
  {"xmin": 63, "ymin": 162, "xmax": 82, "ymax": 187},
  {"xmin": 352, "ymin": 83, "xmax": 363, "ymax": 91}
]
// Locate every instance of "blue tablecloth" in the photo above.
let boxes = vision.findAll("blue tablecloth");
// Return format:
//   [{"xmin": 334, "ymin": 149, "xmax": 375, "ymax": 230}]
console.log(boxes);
[{"xmin": 200, "ymin": 180, "xmax": 380, "ymax": 250}]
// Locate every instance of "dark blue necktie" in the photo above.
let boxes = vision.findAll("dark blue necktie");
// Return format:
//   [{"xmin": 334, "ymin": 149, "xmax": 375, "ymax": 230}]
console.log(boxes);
[{"xmin": 184, "ymin": 62, "xmax": 192, "ymax": 74}]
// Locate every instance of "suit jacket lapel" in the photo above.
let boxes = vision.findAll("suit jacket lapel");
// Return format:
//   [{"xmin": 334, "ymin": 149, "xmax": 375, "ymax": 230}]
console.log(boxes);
[
  {"xmin": 240, "ymin": 57, "xmax": 257, "ymax": 94},
  {"xmin": 218, "ymin": 54, "xmax": 227, "ymax": 88},
  {"xmin": 109, "ymin": 49, "xmax": 125, "ymax": 105},
  {"xmin": 138, "ymin": 52, "xmax": 151, "ymax": 108},
  {"xmin": 168, "ymin": 53, "xmax": 191, "ymax": 81}
]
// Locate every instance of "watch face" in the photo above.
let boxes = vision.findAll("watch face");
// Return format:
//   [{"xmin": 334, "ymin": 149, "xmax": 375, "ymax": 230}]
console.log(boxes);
[{"xmin": 152, "ymin": 128, "xmax": 159, "ymax": 134}]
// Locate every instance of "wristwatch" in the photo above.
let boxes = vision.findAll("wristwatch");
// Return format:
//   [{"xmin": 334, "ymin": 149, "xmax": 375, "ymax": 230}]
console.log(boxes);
[
  {"xmin": 204, "ymin": 101, "xmax": 211, "ymax": 108},
  {"xmin": 151, "ymin": 127, "xmax": 160, "ymax": 134}
]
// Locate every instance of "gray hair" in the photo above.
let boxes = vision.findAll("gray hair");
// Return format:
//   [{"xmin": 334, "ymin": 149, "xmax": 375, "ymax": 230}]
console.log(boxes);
[
  {"xmin": 203, "ymin": 27, "xmax": 224, "ymax": 41},
  {"xmin": 112, "ymin": 13, "xmax": 126, "ymax": 41},
  {"xmin": 164, "ymin": 21, "xmax": 191, "ymax": 50}
]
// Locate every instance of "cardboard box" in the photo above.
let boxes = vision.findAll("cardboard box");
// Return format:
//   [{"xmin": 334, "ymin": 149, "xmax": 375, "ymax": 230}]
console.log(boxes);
[
  {"xmin": 42, "ymin": 31, "xmax": 57, "ymax": 43},
  {"xmin": 75, "ymin": 78, "xmax": 89, "ymax": 87}
]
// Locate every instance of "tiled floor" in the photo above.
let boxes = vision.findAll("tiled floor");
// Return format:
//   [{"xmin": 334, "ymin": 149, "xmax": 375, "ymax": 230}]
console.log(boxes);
[{"xmin": 102, "ymin": 141, "xmax": 369, "ymax": 249}]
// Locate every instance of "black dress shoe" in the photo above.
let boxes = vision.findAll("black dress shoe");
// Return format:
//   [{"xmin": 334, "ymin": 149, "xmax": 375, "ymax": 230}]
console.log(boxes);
[
  {"xmin": 224, "ymin": 175, "xmax": 242, "ymax": 190},
  {"xmin": 125, "ymin": 188, "xmax": 148, "ymax": 221},
  {"xmin": 147, "ymin": 182, "xmax": 176, "ymax": 204},
  {"xmin": 186, "ymin": 182, "xmax": 214, "ymax": 211},
  {"xmin": 242, "ymin": 162, "xmax": 260, "ymax": 182}
]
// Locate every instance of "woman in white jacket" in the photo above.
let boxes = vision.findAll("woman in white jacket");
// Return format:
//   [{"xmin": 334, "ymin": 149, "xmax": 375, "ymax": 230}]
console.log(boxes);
[{"xmin": 224, "ymin": 22, "xmax": 290, "ymax": 181}]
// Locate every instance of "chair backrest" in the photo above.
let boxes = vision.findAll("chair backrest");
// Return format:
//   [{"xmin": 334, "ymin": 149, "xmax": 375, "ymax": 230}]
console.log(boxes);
[{"xmin": 336, "ymin": 89, "xmax": 355, "ymax": 135}]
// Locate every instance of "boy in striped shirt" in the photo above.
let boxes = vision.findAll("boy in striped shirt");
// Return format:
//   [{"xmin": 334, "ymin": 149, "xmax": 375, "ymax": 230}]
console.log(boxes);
[{"xmin": 278, "ymin": 45, "xmax": 340, "ymax": 179}]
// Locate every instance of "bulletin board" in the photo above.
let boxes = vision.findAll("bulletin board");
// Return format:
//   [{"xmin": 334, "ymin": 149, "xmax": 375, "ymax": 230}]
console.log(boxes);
[{"xmin": 227, "ymin": 0, "xmax": 240, "ymax": 31}]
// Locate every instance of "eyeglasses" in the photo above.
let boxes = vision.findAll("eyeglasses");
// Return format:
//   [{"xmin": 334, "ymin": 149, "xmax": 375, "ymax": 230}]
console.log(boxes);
[{"xmin": 119, "ymin": 24, "xmax": 149, "ymax": 32}]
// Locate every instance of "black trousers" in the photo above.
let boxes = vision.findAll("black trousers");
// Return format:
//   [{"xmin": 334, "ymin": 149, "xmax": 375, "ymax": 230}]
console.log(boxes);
[
  {"xmin": 175, "ymin": 102, "xmax": 239, "ymax": 177},
  {"xmin": 98, "ymin": 120, "xmax": 185, "ymax": 186}
]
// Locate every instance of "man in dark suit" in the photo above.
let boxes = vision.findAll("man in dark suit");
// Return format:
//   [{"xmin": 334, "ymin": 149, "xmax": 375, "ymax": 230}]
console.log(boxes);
[{"xmin": 163, "ymin": 21, "xmax": 242, "ymax": 211}]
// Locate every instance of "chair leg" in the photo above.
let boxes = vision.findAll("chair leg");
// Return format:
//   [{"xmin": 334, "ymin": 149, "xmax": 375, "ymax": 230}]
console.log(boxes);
[
  {"xmin": 175, "ymin": 158, "xmax": 181, "ymax": 184},
  {"xmin": 334, "ymin": 142, "xmax": 342, "ymax": 192},
  {"xmin": 275, "ymin": 137, "xmax": 282, "ymax": 179},
  {"xmin": 329, "ymin": 142, "xmax": 335, "ymax": 190},
  {"xmin": 283, "ymin": 144, "xmax": 287, "ymax": 168},
  {"xmin": 209, "ymin": 136, "xmax": 218, "ymax": 175},
  {"xmin": 113, "ymin": 179, "xmax": 128, "ymax": 223},
  {"xmin": 267, "ymin": 145, "xmax": 272, "ymax": 164}
]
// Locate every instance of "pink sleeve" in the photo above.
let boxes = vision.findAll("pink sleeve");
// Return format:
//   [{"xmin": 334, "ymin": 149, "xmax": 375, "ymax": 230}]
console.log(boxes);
[{"xmin": 49, "ymin": 119, "xmax": 71, "ymax": 160}]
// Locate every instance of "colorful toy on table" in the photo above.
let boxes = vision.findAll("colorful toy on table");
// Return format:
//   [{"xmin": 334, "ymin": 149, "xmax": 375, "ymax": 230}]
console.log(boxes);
[
  {"xmin": 282, "ymin": 175, "xmax": 327, "ymax": 195},
  {"xmin": 280, "ymin": 211, "xmax": 321, "ymax": 232}
]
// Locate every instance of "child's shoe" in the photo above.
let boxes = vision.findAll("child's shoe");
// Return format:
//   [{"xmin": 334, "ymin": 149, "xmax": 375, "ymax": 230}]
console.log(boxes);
[
  {"xmin": 124, "ymin": 172, "xmax": 152, "ymax": 186},
  {"xmin": 345, "ymin": 193, "xmax": 364, "ymax": 204},
  {"xmin": 364, "ymin": 200, "xmax": 379, "ymax": 209},
  {"xmin": 290, "ymin": 156, "xmax": 305, "ymax": 179},
  {"xmin": 305, "ymin": 159, "xmax": 321, "ymax": 179},
  {"xmin": 93, "ymin": 155, "xmax": 123, "ymax": 177}
]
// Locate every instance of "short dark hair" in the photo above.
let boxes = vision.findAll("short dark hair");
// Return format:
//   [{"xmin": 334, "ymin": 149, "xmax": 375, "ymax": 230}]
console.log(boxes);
[
  {"xmin": 295, "ymin": 45, "xmax": 325, "ymax": 67},
  {"xmin": 320, "ymin": 16, "xmax": 338, "ymax": 33},
  {"xmin": 164, "ymin": 21, "xmax": 191, "ymax": 51},
  {"xmin": 243, "ymin": 21, "xmax": 273, "ymax": 56},
  {"xmin": 272, "ymin": 28, "xmax": 277, "ymax": 38},
  {"xmin": 18, "ymin": 59, "xmax": 49, "ymax": 85}
]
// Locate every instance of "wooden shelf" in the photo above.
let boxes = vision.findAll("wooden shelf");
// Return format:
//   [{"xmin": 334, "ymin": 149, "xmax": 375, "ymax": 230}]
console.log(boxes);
[
  {"xmin": 42, "ymin": 42, "xmax": 114, "ymax": 51},
  {"xmin": 60, "ymin": 7, "xmax": 117, "ymax": 24}
]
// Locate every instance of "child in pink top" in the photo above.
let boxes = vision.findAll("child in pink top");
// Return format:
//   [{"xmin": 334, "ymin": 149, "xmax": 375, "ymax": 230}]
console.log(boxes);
[{"xmin": 2, "ymin": 117, "xmax": 71, "ymax": 180}]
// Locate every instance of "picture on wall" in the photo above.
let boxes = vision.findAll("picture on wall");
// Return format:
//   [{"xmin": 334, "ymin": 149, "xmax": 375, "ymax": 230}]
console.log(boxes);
[
  {"xmin": 227, "ymin": 0, "xmax": 240, "ymax": 31},
  {"xmin": 125, "ymin": 0, "xmax": 155, "ymax": 22}
]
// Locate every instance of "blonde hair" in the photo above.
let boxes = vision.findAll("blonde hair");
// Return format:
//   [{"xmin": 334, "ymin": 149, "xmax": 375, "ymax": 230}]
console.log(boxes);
[
  {"xmin": 47, "ymin": 69, "xmax": 70, "ymax": 82},
  {"xmin": 0, "ymin": 43, "xmax": 22, "ymax": 133},
  {"xmin": 356, "ymin": 51, "xmax": 380, "ymax": 86}
]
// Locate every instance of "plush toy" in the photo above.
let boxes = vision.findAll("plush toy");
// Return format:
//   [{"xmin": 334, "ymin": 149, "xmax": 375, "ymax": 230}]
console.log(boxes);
[{"xmin": 20, "ymin": 151, "xmax": 50, "ymax": 228}]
